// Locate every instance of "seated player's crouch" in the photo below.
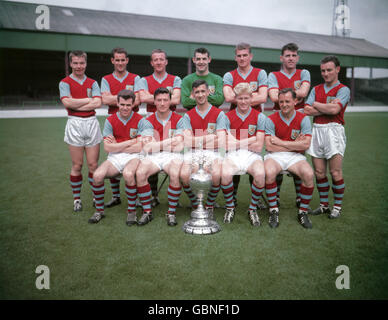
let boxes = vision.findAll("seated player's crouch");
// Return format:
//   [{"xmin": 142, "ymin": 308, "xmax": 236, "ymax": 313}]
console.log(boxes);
[
  {"xmin": 264, "ymin": 88, "xmax": 315, "ymax": 229},
  {"xmin": 135, "ymin": 87, "xmax": 186, "ymax": 227},
  {"xmin": 221, "ymin": 83, "xmax": 267, "ymax": 226},
  {"xmin": 88, "ymin": 89, "xmax": 146, "ymax": 225}
]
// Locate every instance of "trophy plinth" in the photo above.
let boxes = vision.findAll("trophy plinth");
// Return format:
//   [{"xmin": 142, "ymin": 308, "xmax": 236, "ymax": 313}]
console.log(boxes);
[{"xmin": 182, "ymin": 149, "xmax": 221, "ymax": 235}]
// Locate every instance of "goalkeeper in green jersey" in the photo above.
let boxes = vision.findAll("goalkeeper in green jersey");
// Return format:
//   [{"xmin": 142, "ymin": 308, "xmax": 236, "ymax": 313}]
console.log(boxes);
[{"xmin": 181, "ymin": 47, "xmax": 224, "ymax": 110}]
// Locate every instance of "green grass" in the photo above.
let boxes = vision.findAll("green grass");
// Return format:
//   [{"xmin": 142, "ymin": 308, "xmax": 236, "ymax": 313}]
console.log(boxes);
[{"xmin": 0, "ymin": 113, "xmax": 388, "ymax": 300}]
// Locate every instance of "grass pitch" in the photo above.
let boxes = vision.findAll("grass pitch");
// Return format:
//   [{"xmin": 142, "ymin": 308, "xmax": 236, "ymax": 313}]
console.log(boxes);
[{"xmin": 0, "ymin": 113, "xmax": 387, "ymax": 300}]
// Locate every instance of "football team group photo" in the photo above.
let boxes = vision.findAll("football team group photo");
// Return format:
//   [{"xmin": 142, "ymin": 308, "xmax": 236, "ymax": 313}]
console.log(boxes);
[{"xmin": 60, "ymin": 42, "xmax": 349, "ymax": 230}]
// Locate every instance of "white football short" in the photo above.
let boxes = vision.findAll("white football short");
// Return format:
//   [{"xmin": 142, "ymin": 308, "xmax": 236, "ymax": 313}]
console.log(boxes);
[
  {"xmin": 225, "ymin": 149, "xmax": 262, "ymax": 175},
  {"xmin": 107, "ymin": 152, "xmax": 139, "ymax": 173},
  {"xmin": 145, "ymin": 151, "xmax": 183, "ymax": 171},
  {"xmin": 307, "ymin": 123, "xmax": 346, "ymax": 159},
  {"xmin": 64, "ymin": 116, "xmax": 102, "ymax": 147},
  {"xmin": 183, "ymin": 149, "xmax": 222, "ymax": 166},
  {"xmin": 264, "ymin": 151, "xmax": 307, "ymax": 171}
]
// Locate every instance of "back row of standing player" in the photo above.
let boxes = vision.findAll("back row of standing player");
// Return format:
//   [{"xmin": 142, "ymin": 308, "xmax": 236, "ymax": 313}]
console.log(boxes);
[{"xmin": 59, "ymin": 42, "xmax": 350, "ymax": 229}]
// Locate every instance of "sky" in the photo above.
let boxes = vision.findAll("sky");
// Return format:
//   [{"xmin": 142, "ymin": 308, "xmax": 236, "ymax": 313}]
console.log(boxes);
[{"xmin": 6, "ymin": 0, "xmax": 388, "ymax": 77}]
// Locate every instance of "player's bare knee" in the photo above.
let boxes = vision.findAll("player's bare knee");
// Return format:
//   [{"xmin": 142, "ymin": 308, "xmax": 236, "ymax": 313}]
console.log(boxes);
[
  {"xmin": 221, "ymin": 166, "xmax": 233, "ymax": 181},
  {"xmin": 252, "ymin": 166, "xmax": 265, "ymax": 180},
  {"xmin": 314, "ymin": 168, "xmax": 326, "ymax": 180},
  {"xmin": 300, "ymin": 169, "xmax": 314, "ymax": 187},
  {"xmin": 265, "ymin": 166, "xmax": 278, "ymax": 182},
  {"xmin": 330, "ymin": 168, "xmax": 343, "ymax": 181},
  {"xmin": 180, "ymin": 165, "xmax": 191, "ymax": 185},
  {"xmin": 135, "ymin": 166, "xmax": 147, "ymax": 182},
  {"xmin": 168, "ymin": 169, "xmax": 180, "ymax": 182},
  {"xmin": 93, "ymin": 171, "xmax": 104, "ymax": 185},
  {"xmin": 123, "ymin": 169, "xmax": 135, "ymax": 184},
  {"xmin": 253, "ymin": 172, "xmax": 265, "ymax": 187},
  {"xmin": 87, "ymin": 161, "xmax": 98, "ymax": 173},
  {"xmin": 169, "ymin": 174, "xmax": 180, "ymax": 187},
  {"xmin": 222, "ymin": 174, "xmax": 233, "ymax": 185},
  {"xmin": 211, "ymin": 170, "xmax": 221, "ymax": 184},
  {"xmin": 72, "ymin": 162, "xmax": 83, "ymax": 174}
]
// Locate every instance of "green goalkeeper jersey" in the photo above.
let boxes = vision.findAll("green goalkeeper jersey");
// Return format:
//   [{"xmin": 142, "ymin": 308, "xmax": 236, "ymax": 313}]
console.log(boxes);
[{"xmin": 181, "ymin": 72, "xmax": 224, "ymax": 110}]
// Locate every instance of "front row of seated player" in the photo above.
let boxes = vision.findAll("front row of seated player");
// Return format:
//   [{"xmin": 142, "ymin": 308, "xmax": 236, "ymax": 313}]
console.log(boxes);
[{"xmin": 88, "ymin": 80, "xmax": 316, "ymax": 229}]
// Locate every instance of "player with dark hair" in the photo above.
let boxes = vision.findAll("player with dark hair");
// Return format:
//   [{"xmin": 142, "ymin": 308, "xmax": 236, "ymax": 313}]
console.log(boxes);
[
  {"xmin": 100, "ymin": 47, "xmax": 142, "ymax": 209},
  {"xmin": 268, "ymin": 43, "xmax": 311, "ymax": 209},
  {"xmin": 135, "ymin": 87, "xmax": 186, "ymax": 226},
  {"xmin": 138, "ymin": 49, "xmax": 182, "ymax": 207},
  {"xmin": 223, "ymin": 43, "xmax": 268, "ymax": 111},
  {"xmin": 89, "ymin": 89, "xmax": 148, "ymax": 225},
  {"xmin": 59, "ymin": 50, "xmax": 102, "ymax": 214},
  {"xmin": 181, "ymin": 47, "xmax": 224, "ymax": 110},
  {"xmin": 179, "ymin": 79, "xmax": 228, "ymax": 219},
  {"xmin": 264, "ymin": 88, "xmax": 315, "ymax": 229},
  {"xmin": 304, "ymin": 55, "xmax": 350, "ymax": 219},
  {"xmin": 223, "ymin": 42, "xmax": 268, "ymax": 208}
]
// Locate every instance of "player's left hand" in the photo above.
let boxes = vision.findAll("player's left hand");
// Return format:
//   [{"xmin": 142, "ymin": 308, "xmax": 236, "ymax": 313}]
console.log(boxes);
[
  {"xmin": 105, "ymin": 135, "xmax": 116, "ymax": 144},
  {"xmin": 270, "ymin": 136, "xmax": 283, "ymax": 146},
  {"xmin": 142, "ymin": 142, "xmax": 155, "ymax": 154},
  {"xmin": 331, "ymin": 98, "xmax": 341, "ymax": 105},
  {"xmin": 303, "ymin": 105, "xmax": 314, "ymax": 115},
  {"xmin": 171, "ymin": 141, "xmax": 184, "ymax": 152},
  {"xmin": 248, "ymin": 143, "xmax": 261, "ymax": 153}
]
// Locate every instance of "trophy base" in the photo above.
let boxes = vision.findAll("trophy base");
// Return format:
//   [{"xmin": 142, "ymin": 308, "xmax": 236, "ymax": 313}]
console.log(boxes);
[{"xmin": 182, "ymin": 218, "xmax": 221, "ymax": 235}]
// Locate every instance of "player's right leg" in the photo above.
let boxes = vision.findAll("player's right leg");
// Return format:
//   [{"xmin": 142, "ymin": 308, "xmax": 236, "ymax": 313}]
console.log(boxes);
[
  {"xmin": 163, "ymin": 159, "xmax": 184, "ymax": 226},
  {"xmin": 68, "ymin": 145, "xmax": 85, "ymax": 212},
  {"xmin": 275, "ymin": 174, "xmax": 283, "ymax": 207},
  {"xmin": 264, "ymin": 157, "xmax": 282, "ymax": 228},
  {"xmin": 232, "ymin": 175, "xmax": 241, "ymax": 206},
  {"xmin": 135, "ymin": 159, "xmax": 160, "ymax": 226},
  {"xmin": 88, "ymin": 160, "xmax": 120, "ymax": 224},
  {"xmin": 205, "ymin": 158, "xmax": 222, "ymax": 220},
  {"xmin": 148, "ymin": 173, "xmax": 160, "ymax": 207},
  {"xmin": 310, "ymin": 157, "xmax": 331, "ymax": 216},
  {"xmin": 220, "ymin": 159, "xmax": 238, "ymax": 224},
  {"xmin": 85, "ymin": 143, "xmax": 101, "ymax": 210},
  {"xmin": 180, "ymin": 157, "xmax": 199, "ymax": 210},
  {"xmin": 246, "ymin": 159, "xmax": 265, "ymax": 227},
  {"xmin": 106, "ymin": 177, "xmax": 122, "ymax": 208},
  {"xmin": 122, "ymin": 158, "xmax": 140, "ymax": 226},
  {"xmin": 328, "ymin": 154, "xmax": 345, "ymax": 219},
  {"xmin": 287, "ymin": 160, "xmax": 315, "ymax": 229}
]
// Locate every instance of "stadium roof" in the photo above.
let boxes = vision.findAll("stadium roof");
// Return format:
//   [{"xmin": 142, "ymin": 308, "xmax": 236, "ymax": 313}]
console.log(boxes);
[{"xmin": 1, "ymin": 0, "xmax": 388, "ymax": 67}]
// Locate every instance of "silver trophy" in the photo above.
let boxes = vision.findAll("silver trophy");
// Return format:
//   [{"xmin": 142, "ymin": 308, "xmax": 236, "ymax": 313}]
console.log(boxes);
[{"xmin": 182, "ymin": 146, "xmax": 221, "ymax": 235}]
